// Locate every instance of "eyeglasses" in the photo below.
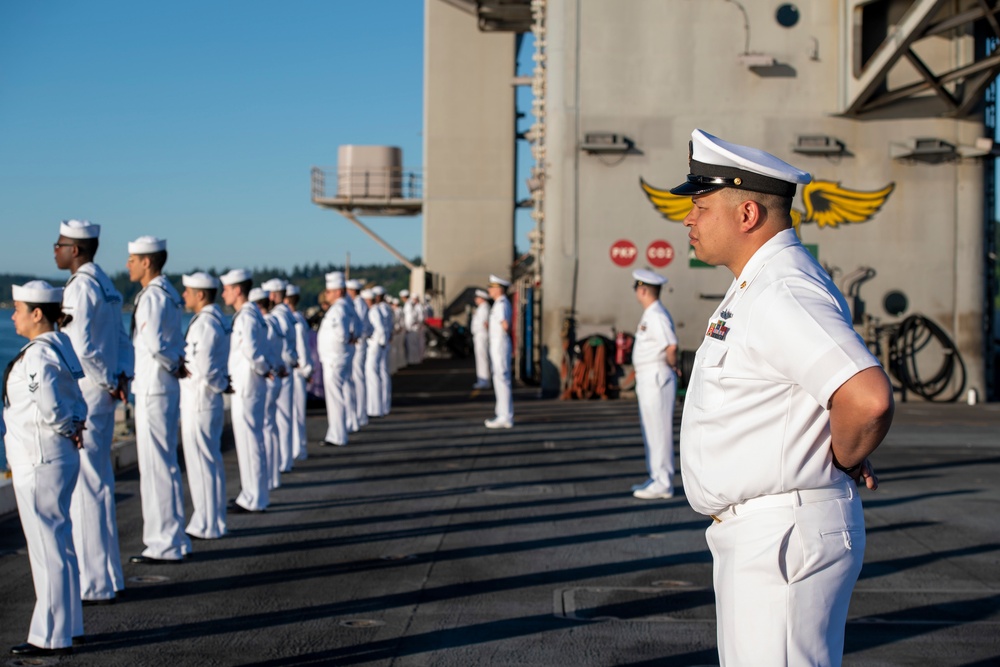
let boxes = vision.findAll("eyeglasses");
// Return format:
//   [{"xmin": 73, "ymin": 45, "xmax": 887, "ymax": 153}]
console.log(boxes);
[{"xmin": 53, "ymin": 243, "xmax": 77, "ymax": 250}]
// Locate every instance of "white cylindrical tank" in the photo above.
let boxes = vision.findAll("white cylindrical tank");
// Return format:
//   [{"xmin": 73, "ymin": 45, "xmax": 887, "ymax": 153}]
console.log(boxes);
[{"xmin": 337, "ymin": 145, "xmax": 403, "ymax": 198}]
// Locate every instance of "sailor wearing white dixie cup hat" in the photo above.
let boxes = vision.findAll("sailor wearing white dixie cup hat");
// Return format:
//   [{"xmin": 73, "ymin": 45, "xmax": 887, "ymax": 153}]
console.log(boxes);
[
  {"xmin": 283, "ymin": 284, "xmax": 313, "ymax": 462},
  {"xmin": 4, "ymin": 282, "xmax": 87, "ymax": 657},
  {"xmin": 366, "ymin": 286, "xmax": 393, "ymax": 417},
  {"xmin": 340, "ymin": 280, "xmax": 364, "ymax": 434},
  {"xmin": 250, "ymin": 286, "xmax": 284, "ymax": 491},
  {"xmin": 53, "ymin": 219, "xmax": 132, "ymax": 603},
  {"xmin": 629, "ymin": 268, "xmax": 678, "ymax": 500},
  {"xmin": 347, "ymin": 279, "xmax": 372, "ymax": 428},
  {"xmin": 262, "ymin": 278, "xmax": 298, "ymax": 475},
  {"xmin": 485, "ymin": 275, "xmax": 513, "ymax": 428},
  {"xmin": 126, "ymin": 236, "xmax": 192, "ymax": 564},
  {"xmin": 221, "ymin": 269, "xmax": 270, "ymax": 513},
  {"xmin": 179, "ymin": 272, "xmax": 229, "ymax": 539},
  {"xmin": 674, "ymin": 129, "xmax": 893, "ymax": 666},
  {"xmin": 317, "ymin": 272, "xmax": 353, "ymax": 446},
  {"xmin": 471, "ymin": 289, "xmax": 492, "ymax": 389}
]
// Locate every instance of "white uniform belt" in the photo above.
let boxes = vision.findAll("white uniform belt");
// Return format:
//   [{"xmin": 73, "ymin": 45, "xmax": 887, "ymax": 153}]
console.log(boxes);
[{"xmin": 710, "ymin": 480, "xmax": 854, "ymax": 523}]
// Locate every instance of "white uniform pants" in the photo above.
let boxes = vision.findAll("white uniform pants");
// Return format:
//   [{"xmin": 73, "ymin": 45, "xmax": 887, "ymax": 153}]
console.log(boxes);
[
  {"xmin": 134, "ymin": 392, "xmax": 191, "ymax": 560},
  {"xmin": 71, "ymin": 395, "xmax": 124, "ymax": 600},
  {"xmin": 264, "ymin": 378, "xmax": 281, "ymax": 490},
  {"xmin": 180, "ymin": 386, "xmax": 227, "ymax": 539},
  {"xmin": 344, "ymin": 347, "xmax": 359, "ymax": 433},
  {"xmin": 635, "ymin": 366, "xmax": 676, "ymax": 490},
  {"xmin": 381, "ymin": 344, "xmax": 393, "ymax": 414},
  {"xmin": 276, "ymin": 375, "xmax": 294, "ymax": 473},
  {"xmin": 292, "ymin": 372, "xmax": 308, "ymax": 461},
  {"xmin": 322, "ymin": 359, "xmax": 350, "ymax": 445},
  {"xmin": 490, "ymin": 341, "xmax": 513, "ymax": 422},
  {"xmin": 405, "ymin": 330, "xmax": 421, "ymax": 365},
  {"xmin": 473, "ymin": 333, "xmax": 490, "ymax": 383},
  {"xmin": 366, "ymin": 343, "xmax": 385, "ymax": 417},
  {"xmin": 11, "ymin": 456, "xmax": 83, "ymax": 649},
  {"xmin": 706, "ymin": 482, "xmax": 865, "ymax": 667},
  {"xmin": 353, "ymin": 341, "xmax": 368, "ymax": 427},
  {"xmin": 231, "ymin": 389, "xmax": 269, "ymax": 511}
]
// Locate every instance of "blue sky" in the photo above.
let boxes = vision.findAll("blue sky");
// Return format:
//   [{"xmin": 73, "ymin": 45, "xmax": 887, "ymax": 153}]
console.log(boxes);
[{"xmin": 0, "ymin": 1, "xmax": 434, "ymax": 277}]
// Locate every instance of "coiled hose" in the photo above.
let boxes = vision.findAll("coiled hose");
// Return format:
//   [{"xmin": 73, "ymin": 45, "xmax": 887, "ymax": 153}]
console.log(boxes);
[{"xmin": 887, "ymin": 315, "xmax": 966, "ymax": 402}]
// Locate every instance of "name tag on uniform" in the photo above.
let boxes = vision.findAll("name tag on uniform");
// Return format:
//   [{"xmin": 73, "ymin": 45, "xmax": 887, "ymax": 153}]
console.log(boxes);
[{"xmin": 706, "ymin": 319, "xmax": 730, "ymax": 341}]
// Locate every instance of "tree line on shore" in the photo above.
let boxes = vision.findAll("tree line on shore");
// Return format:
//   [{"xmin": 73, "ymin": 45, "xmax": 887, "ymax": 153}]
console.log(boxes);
[{"xmin": 0, "ymin": 261, "xmax": 416, "ymax": 310}]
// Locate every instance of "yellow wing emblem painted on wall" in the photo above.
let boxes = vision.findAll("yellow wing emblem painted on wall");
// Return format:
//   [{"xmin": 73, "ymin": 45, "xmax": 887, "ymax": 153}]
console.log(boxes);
[
  {"xmin": 639, "ymin": 178, "xmax": 692, "ymax": 221},
  {"xmin": 799, "ymin": 180, "xmax": 895, "ymax": 228}
]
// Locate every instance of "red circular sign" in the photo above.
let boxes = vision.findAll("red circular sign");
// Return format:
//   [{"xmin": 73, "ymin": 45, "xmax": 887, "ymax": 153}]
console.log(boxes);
[
  {"xmin": 646, "ymin": 240, "xmax": 675, "ymax": 267},
  {"xmin": 609, "ymin": 239, "xmax": 638, "ymax": 267}
]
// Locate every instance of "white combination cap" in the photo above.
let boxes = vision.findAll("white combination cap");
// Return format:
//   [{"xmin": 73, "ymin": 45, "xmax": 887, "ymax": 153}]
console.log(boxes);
[
  {"xmin": 360, "ymin": 289, "xmax": 374, "ymax": 299},
  {"xmin": 346, "ymin": 278, "xmax": 363, "ymax": 291},
  {"xmin": 12, "ymin": 280, "xmax": 63, "ymax": 304},
  {"xmin": 248, "ymin": 287, "xmax": 268, "ymax": 302},
  {"xmin": 488, "ymin": 274, "xmax": 511, "ymax": 288},
  {"xmin": 632, "ymin": 268, "xmax": 667, "ymax": 286},
  {"xmin": 182, "ymin": 272, "xmax": 220, "ymax": 289},
  {"xmin": 325, "ymin": 271, "xmax": 345, "ymax": 289},
  {"xmin": 475, "ymin": 289, "xmax": 490, "ymax": 299},
  {"xmin": 371, "ymin": 285, "xmax": 386, "ymax": 296},
  {"xmin": 128, "ymin": 235, "xmax": 167, "ymax": 254},
  {"xmin": 399, "ymin": 289, "xmax": 410, "ymax": 297},
  {"xmin": 261, "ymin": 278, "xmax": 288, "ymax": 293},
  {"xmin": 60, "ymin": 219, "xmax": 100, "ymax": 239},
  {"xmin": 286, "ymin": 284, "xmax": 301, "ymax": 296},
  {"xmin": 220, "ymin": 268, "xmax": 252, "ymax": 285},
  {"xmin": 670, "ymin": 129, "xmax": 811, "ymax": 198}
]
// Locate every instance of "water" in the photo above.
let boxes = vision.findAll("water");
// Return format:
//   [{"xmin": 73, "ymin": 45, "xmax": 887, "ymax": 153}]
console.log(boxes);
[{"xmin": 0, "ymin": 308, "xmax": 196, "ymax": 470}]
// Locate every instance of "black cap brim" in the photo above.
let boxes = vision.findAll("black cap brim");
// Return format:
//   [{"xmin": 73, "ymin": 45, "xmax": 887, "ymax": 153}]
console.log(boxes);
[{"xmin": 669, "ymin": 179, "xmax": 725, "ymax": 196}]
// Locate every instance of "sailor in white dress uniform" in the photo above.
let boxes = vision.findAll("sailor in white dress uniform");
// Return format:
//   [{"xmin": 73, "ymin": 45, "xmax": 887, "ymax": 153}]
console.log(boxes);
[
  {"xmin": 126, "ymin": 236, "xmax": 191, "ymax": 563},
  {"xmin": 179, "ymin": 272, "xmax": 229, "ymax": 540},
  {"xmin": 221, "ymin": 270, "xmax": 270, "ymax": 513},
  {"xmin": 471, "ymin": 289, "xmax": 492, "ymax": 389},
  {"xmin": 341, "ymin": 281, "xmax": 364, "ymax": 434},
  {"xmin": 317, "ymin": 272, "xmax": 353, "ymax": 446},
  {"xmin": 672, "ymin": 129, "xmax": 894, "ymax": 666},
  {"xmin": 485, "ymin": 275, "xmax": 514, "ymax": 429},
  {"xmin": 54, "ymin": 219, "xmax": 132, "ymax": 602},
  {"xmin": 253, "ymin": 288, "xmax": 284, "ymax": 491},
  {"xmin": 4, "ymin": 281, "xmax": 86, "ymax": 657},
  {"xmin": 348, "ymin": 279, "xmax": 372, "ymax": 429},
  {"xmin": 629, "ymin": 268, "xmax": 679, "ymax": 500},
  {"xmin": 263, "ymin": 278, "xmax": 298, "ymax": 474},
  {"xmin": 284, "ymin": 284, "xmax": 313, "ymax": 461}
]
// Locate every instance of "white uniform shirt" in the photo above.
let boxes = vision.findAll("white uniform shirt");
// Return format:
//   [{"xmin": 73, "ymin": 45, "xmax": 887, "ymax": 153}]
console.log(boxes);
[
  {"xmin": 380, "ymin": 303, "xmax": 395, "ymax": 342},
  {"xmin": 291, "ymin": 310, "xmax": 313, "ymax": 378},
  {"xmin": 182, "ymin": 304, "xmax": 230, "ymax": 408},
  {"xmin": 229, "ymin": 302, "xmax": 270, "ymax": 396},
  {"xmin": 263, "ymin": 311, "xmax": 285, "ymax": 376},
  {"xmin": 680, "ymin": 229, "xmax": 879, "ymax": 516},
  {"xmin": 269, "ymin": 303, "xmax": 298, "ymax": 372},
  {"xmin": 488, "ymin": 296, "xmax": 512, "ymax": 351},
  {"xmin": 403, "ymin": 301, "xmax": 418, "ymax": 331},
  {"xmin": 367, "ymin": 303, "xmax": 388, "ymax": 348},
  {"xmin": 343, "ymin": 297, "xmax": 363, "ymax": 343},
  {"xmin": 354, "ymin": 296, "xmax": 373, "ymax": 340},
  {"xmin": 317, "ymin": 300, "xmax": 350, "ymax": 365},
  {"xmin": 131, "ymin": 275, "xmax": 185, "ymax": 396},
  {"xmin": 3, "ymin": 332, "xmax": 87, "ymax": 466},
  {"xmin": 61, "ymin": 262, "xmax": 134, "ymax": 401},
  {"xmin": 632, "ymin": 301, "xmax": 677, "ymax": 372},
  {"xmin": 472, "ymin": 301, "xmax": 490, "ymax": 340}
]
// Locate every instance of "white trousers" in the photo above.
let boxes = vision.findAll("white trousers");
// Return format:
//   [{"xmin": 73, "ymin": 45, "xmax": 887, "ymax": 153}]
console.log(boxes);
[
  {"xmin": 344, "ymin": 347, "xmax": 359, "ymax": 433},
  {"xmin": 706, "ymin": 482, "xmax": 865, "ymax": 667},
  {"xmin": 180, "ymin": 385, "xmax": 227, "ymax": 539},
  {"xmin": 635, "ymin": 367, "xmax": 676, "ymax": 490},
  {"xmin": 381, "ymin": 343, "xmax": 393, "ymax": 414},
  {"xmin": 292, "ymin": 372, "xmax": 308, "ymax": 461},
  {"xmin": 134, "ymin": 392, "xmax": 191, "ymax": 560},
  {"xmin": 264, "ymin": 378, "xmax": 281, "ymax": 490},
  {"xmin": 276, "ymin": 375, "xmax": 294, "ymax": 473},
  {"xmin": 353, "ymin": 340, "xmax": 368, "ymax": 427},
  {"xmin": 322, "ymin": 359, "xmax": 350, "ymax": 445},
  {"xmin": 11, "ymin": 455, "xmax": 83, "ymax": 649},
  {"xmin": 70, "ymin": 394, "xmax": 124, "ymax": 600},
  {"xmin": 366, "ymin": 343, "xmax": 385, "ymax": 417},
  {"xmin": 490, "ymin": 342, "xmax": 513, "ymax": 422},
  {"xmin": 231, "ymin": 388, "xmax": 269, "ymax": 511},
  {"xmin": 473, "ymin": 333, "xmax": 491, "ymax": 383}
]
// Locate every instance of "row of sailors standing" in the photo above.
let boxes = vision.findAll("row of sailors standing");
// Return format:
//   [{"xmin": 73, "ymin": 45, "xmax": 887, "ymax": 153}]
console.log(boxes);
[{"xmin": 0, "ymin": 218, "xmax": 399, "ymax": 657}]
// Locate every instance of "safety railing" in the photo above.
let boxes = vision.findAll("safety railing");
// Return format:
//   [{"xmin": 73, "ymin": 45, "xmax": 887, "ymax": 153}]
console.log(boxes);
[{"xmin": 311, "ymin": 166, "xmax": 423, "ymax": 202}]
